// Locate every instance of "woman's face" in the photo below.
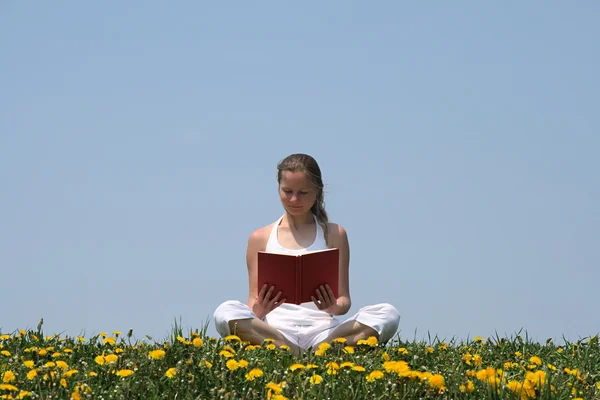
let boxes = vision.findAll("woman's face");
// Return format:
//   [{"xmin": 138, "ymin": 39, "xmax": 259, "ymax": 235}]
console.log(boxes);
[{"xmin": 278, "ymin": 171, "xmax": 318, "ymax": 216}]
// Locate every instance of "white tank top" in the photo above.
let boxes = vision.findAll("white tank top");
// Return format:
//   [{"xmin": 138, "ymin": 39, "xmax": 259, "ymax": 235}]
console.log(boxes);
[
  {"xmin": 265, "ymin": 214, "xmax": 327, "ymax": 254},
  {"xmin": 264, "ymin": 214, "xmax": 331, "ymax": 315}
]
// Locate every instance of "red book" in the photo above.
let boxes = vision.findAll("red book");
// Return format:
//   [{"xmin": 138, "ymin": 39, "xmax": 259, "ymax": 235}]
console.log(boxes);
[{"xmin": 257, "ymin": 248, "xmax": 339, "ymax": 305}]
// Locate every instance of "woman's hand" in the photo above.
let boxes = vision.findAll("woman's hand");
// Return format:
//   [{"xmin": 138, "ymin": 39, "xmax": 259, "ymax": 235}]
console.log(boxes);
[
  {"xmin": 252, "ymin": 284, "xmax": 285, "ymax": 320},
  {"xmin": 311, "ymin": 284, "xmax": 337, "ymax": 314}
]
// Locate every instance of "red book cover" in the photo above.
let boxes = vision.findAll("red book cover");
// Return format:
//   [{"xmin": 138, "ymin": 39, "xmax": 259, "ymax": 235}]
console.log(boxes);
[{"xmin": 257, "ymin": 248, "xmax": 339, "ymax": 305}]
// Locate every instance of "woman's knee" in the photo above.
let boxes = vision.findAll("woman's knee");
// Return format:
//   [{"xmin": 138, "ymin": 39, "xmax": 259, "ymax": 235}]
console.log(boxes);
[{"xmin": 213, "ymin": 300, "xmax": 252, "ymax": 337}]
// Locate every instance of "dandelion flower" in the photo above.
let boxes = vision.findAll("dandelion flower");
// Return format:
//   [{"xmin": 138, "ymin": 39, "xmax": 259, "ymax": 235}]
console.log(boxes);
[
  {"xmin": 343, "ymin": 346, "xmax": 355, "ymax": 354},
  {"xmin": 104, "ymin": 354, "xmax": 118, "ymax": 364},
  {"xmin": 352, "ymin": 366, "xmax": 366, "ymax": 372},
  {"xmin": 115, "ymin": 369, "xmax": 134, "ymax": 377},
  {"xmin": 245, "ymin": 368, "xmax": 263, "ymax": 381},
  {"xmin": 26, "ymin": 370, "xmax": 37, "ymax": 380},
  {"xmin": 366, "ymin": 336, "xmax": 378, "ymax": 347},
  {"xmin": 192, "ymin": 338, "xmax": 203, "ymax": 347},
  {"xmin": 326, "ymin": 362, "xmax": 340, "ymax": 375},
  {"xmin": 224, "ymin": 335, "xmax": 241, "ymax": 342},
  {"xmin": 2, "ymin": 371, "xmax": 16, "ymax": 383},
  {"xmin": 63, "ymin": 370, "xmax": 78, "ymax": 378},
  {"xmin": 309, "ymin": 375, "xmax": 323, "ymax": 384},
  {"xmin": 426, "ymin": 346, "xmax": 434, "ymax": 353},
  {"xmin": 165, "ymin": 368, "xmax": 177, "ymax": 378},
  {"xmin": 340, "ymin": 362, "xmax": 354, "ymax": 368},
  {"xmin": 366, "ymin": 370, "xmax": 384, "ymax": 382},
  {"xmin": 94, "ymin": 356, "xmax": 105, "ymax": 365},
  {"xmin": 265, "ymin": 382, "xmax": 283, "ymax": 393},
  {"xmin": 103, "ymin": 337, "xmax": 116, "ymax": 345},
  {"xmin": 23, "ymin": 361, "xmax": 34, "ymax": 368},
  {"xmin": 289, "ymin": 364, "xmax": 305, "ymax": 371},
  {"xmin": 0, "ymin": 384, "xmax": 18, "ymax": 391},
  {"xmin": 226, "ymin": 360, "xmax": 239, "ymax": 371},
  {"xmin": 529, "ymin": 356, "xmax": 542, "ymax": 366},
  {"xmin": 238, "ymin": 360, "xmax": 248, "ymax": 368},
  {"xmin": 148, "ymin": 350, "xmax": 166, "ymax": 360},
  {"xmin": 398, "ymin": 347, "xmax": 408, "ymax": 355},
  {"xmin": 333, "ymin": 337, "xmax": 347, "ymax": 344}
]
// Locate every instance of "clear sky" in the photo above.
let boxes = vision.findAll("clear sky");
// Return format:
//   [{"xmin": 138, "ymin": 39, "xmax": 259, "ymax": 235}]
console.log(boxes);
[{"xmin": 1, "ymin": 1, "xmax": 598, "ymax": 344}]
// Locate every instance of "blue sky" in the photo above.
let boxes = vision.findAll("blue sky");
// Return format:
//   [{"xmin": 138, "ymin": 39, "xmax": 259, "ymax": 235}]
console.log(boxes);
[{"xmin": 1, "ymin": 1, "xmax": 598, "ymax": 344}]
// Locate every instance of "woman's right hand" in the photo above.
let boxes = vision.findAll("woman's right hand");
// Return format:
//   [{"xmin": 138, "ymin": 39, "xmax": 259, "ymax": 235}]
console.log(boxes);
[{"xmin": 252, "ymin": 284, "xmax": 285, "ymax": 320}]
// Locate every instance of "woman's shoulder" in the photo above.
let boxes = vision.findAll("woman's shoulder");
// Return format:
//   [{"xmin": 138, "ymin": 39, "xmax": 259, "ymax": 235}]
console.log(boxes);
[
  {"xmin": 326, "ymin": 221, "xmax": 349, "ymax": 245},
  {"xmin": 247, "ymin": 220, "xmax": 277, "ymax": 248}
]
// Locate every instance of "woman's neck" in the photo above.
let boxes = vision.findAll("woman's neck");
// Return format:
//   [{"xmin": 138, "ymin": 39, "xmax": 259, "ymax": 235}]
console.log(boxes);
[{"xmin": 282, "ymin": 212, "xmax": 314, "ymax": 230}]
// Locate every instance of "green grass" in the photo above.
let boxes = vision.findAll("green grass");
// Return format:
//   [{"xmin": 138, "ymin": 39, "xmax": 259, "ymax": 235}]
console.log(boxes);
[{"xmin": 0, "ymin": 320, "xmax": 598, "ymax": 399}]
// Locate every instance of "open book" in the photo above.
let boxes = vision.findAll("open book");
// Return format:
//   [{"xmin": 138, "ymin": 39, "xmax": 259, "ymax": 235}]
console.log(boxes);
[{"xmin": 257, "ymin": 248, "xmax": 339, "ymax": 305}]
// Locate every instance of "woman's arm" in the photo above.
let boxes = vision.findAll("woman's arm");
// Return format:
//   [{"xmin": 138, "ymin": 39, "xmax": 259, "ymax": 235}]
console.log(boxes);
[
  {"xmin": 325, "ymin": 223, "xmax": 351, "ymax": 315},
  {"xmin": 246, "ymin": 225, "xmax": 285, "ymax": 319}
]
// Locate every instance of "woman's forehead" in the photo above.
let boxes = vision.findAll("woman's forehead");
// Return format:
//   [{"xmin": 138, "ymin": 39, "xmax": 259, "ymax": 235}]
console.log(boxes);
[{"xmin": 280, "ymin": 171, "xmax": 313, "ymax": 187}]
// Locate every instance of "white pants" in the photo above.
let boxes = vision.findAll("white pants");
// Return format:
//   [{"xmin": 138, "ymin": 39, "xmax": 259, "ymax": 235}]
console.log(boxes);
[{"xmin": 213, "ymin": 300, "xmax": 400, "ymax": 350}]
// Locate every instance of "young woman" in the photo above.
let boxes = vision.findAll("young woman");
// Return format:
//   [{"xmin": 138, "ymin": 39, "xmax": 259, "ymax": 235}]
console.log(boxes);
[{"xmin": 214, "ymin": 153, "xmax": 400, "ymax": 354}]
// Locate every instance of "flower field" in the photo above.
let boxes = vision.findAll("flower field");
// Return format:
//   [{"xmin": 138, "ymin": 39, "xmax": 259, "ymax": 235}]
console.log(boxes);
[{"xmin": 0, "ymin": 322, "xmax": 599, "ymax": 399}]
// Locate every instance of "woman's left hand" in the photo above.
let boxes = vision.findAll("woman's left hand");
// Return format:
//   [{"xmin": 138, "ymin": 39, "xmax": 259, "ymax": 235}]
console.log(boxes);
[{"xmin": 311, "ymin": 284, "xmax": 337, "ymax": 313}]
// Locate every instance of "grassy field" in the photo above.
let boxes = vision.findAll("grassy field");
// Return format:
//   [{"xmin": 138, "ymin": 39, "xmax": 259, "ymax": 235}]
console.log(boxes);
[{"xmin": 0, "ymin": 321, "xmax": 598, "ymax": 399}]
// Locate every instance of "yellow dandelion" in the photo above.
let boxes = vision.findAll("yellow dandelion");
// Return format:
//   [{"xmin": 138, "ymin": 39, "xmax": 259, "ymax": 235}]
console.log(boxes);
[
  {"xmin": 88, "ymin": 371, "xmax": 98, "ymax": 377},
  {"xmin": 192, "ymin": 338, "xmax": 203, "ymax": 347},
  {"xmin": 344, "ymin": 346, "xmax": 355, "ymax": 354},
  {"xmin": 115, "ymin": 348, "xmax": 124, "ymax": 354},
  {"xmin": 38, "ymin": 349, "xmax": 48, "ymax": 356},
  {"xmin": 245, "ymin": 368, "xmax": 263, "ymax": 381},
  {"xmin": 428, "ymin": 374, "xmax": 445, "ymax": 389},
  {"xmin": 64, "ymin": 348, "xmax": 73, "ymax": 353},
  {"xmin": 266, "ymin": 344, "xmax": 277, "ymax": 350},
  {"xmin": 115, "ymin": 369, "xmax": 134, "ymax": 377},
  {"xmin": 60, "ymin": 378, "xmax": 67, "ymax": 388},
  {"xmin": 26, "ymin": 370, "xmax": 37, "ymax": 380},
  {"xmin": 263, "ymin": 338, "xmax": 275, "ymax": 343},
  {"xmin": 472, "ymin": 354, "xmax": 483, "ymax": 366},
  {"xmin": 55, "ymin": 360, "xmax": 68, "ymax": 370},
  {"xmin": 290, "ymin": 364, "xmax": 305, "ymax": 371},
  {"xmin": 63, "ymin": 370, "xmax": 78, "ymax": 378},
  {"xmin": 459, "ymin": 380, "xmax": 475, "ymax": 392},
  {"xmin": 104, "ymin": 354, "xmax": 118, "ymax": 364},
  {"xmin": 17, "ymin": 390, "xmax": 32, "ymax": 398},
  {"xmin": 2, "ymin": 371, "xmax": 16, "ymax": 383},
  {"xmin": 94, "ymin": 355, "xmax": 105, "ymax": 365},
  {"xmin": 398, "ymin": 347, "xmax": 408, "ymax": 355},
  {"xmin": 224, "ymin": 335, "xmax": 241, "ymax": 342},
  {"xmin": 0, "ymin": 384, "xmax": 18, "ymax": 391},
  {"xmin": 529, "ymin": 356, "xmax": 542, "ymax": 366},
  {"xmin": 226, "ymin": 359, "xmax": 239, "ymax": 371},
  {"xmin": 103, "ymin": 337, "xmax": 116, "ymax": 345},
  {"xmin": 326, "ymin": 362, "xmax": 340, "ymax": 375},
  {"xmin": 279, "ymin": 345, "xmax": 290, "ymax": 351},
  {"xmin": 426, "ymin": 346, "xmax": 434, "ymax": 353},
  {"xmin": 164, "ymin": 368, "xmax": 177, "ymax": 378},
  {"xmin": 474, "ymin": 336, "xmax": 485, "ymax": 343},
  {"xmin": 148, "ymin": 349, "xmax": 166, "ymax": 360},
  {"xmin": 382, "ymin": 352, "xmax": 390, "ymax": 361},
  {"xmin": 0, "ymin": 350, "xmax": 10, "ymax": 357},
  {"xmin": 245, "ymin": 344, "xmax": 260, "ymax": 351},
  {"xmin": 0, "ymin": 335, "xmax": 10, "ymax": 341},
  {"xmin": 23, "ymin": 361, "xmax": 34, "ymax": 368},
  {"xmin": 438, "ymin": 342, "xmax": 448, "ymax": 350},
  {"xmin": 333, "ymin": 337, "xmax": 347, "ymax": 343},
  {"xmin": 219, "ymin": 350, "xmax": 234, "ymax": 358},
  {"xmin": 203, "ymin": 361, "xmax": 213, "ymax": 368},
  {"xmin": 366, "ymin": 370, "xmax": 384, "ymax": 382},
  {"xmin": 271, "ymin": 395, "xmax": 288, "ymax": 400},
  {"xmin": 76, "ymin": 337, "xmax": 85, "ymax": 343},
  {"xmin": 366, "ymin": 336, "xmax": 378, "ymax": 347},
  {"xmin": 309, "ymin": 375, "xmax": 323, "ymax": 384},
  {"xmin": 340, "ymin": 362, "xmax": 355, "ymax": 368},
  {"xmin": 265, "ymin": 382, "xmax": 283, "ymax": 393},
  {"xmin": 44, "ymin": 361, "xmax": 56, "ymax": 368},
  {"xmin": 238, "ymin": 359, "xmax": 248, "ymax": 368},
  {"xmin": 352, "ymin": 366, "xmax": 366, "ymax": 372},
  {"xmin": 318, "ymin": 342, "xmax": 331, "ymax": 351}
]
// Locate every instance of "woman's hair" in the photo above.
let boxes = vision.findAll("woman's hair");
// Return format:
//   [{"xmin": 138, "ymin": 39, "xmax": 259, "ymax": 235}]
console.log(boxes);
[{"xmin": 277, "ymin": 153, "xmax": 330, "ymax": 247}]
